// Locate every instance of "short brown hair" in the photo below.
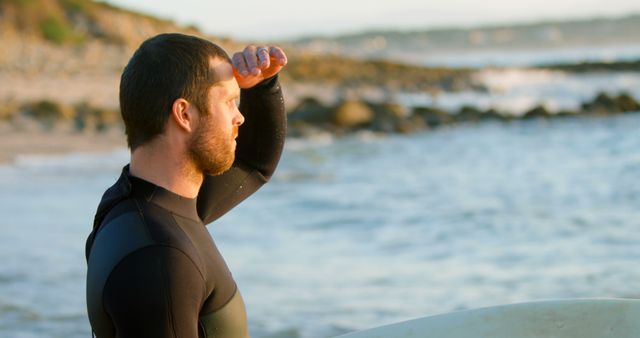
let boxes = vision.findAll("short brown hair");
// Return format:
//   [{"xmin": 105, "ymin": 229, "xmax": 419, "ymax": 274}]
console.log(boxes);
[{"xmin": 119, "ymin": 33, "xmax": 230, "ymax": 150}]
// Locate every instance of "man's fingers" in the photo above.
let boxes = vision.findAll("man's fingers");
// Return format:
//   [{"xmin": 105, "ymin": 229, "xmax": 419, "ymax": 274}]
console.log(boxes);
[
  {"xmin": 269, "ymin": 46, "xmax": 288, "ymax": 66},
  {"xmin": 257, "ymin": 46, "xmax": 271, "ymax": 69},
  {"xmin": 242, "ymin": 46, "xmax": 260, "ymax": 76},
  {"xmin": 233, "ymin": 45, "xmax": 287, "ymax": 88},
  {"xmin": 232, "ymin": 53, "xmax": 249, "ymax": 76}
]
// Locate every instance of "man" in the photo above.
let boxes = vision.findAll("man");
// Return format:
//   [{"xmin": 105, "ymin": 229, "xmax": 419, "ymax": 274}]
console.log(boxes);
[{"xmin": 85, "ymin": 33, "xmax": 287, "ymax": 337}]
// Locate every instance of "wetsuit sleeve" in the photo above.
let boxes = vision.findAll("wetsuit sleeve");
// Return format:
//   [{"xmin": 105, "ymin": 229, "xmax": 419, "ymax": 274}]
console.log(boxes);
[
  {"xmin": 103, "ymin": 246, "xmax": 206, "ymax": 338},
  {"xmin": 197, "ymin": 75, "xmax": 286, "ymax": 224}
]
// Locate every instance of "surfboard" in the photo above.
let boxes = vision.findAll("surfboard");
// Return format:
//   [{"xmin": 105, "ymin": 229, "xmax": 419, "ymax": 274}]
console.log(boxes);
[{"xmin": 335, "ymin": 298, "xmax": 640, "ymax": 338}]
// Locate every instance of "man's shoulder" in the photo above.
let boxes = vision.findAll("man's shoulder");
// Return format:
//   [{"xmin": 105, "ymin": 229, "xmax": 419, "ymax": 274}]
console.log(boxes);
[
  {"xmin": 87, "ymin": 198, "xmax": 202, "ymax": 280},
  {"xmin": 93, "ymin": 196, "xmax": 188, "ymax": 249},
  {"xmin": 88, "ymin": 200, "xmax": 153, "ymax": 265}
]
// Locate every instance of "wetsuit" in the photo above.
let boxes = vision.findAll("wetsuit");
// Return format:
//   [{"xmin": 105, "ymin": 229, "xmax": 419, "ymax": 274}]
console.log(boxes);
[{"xmin": 85, "ymin": 76, "xmax": 285, "ymax": 338}]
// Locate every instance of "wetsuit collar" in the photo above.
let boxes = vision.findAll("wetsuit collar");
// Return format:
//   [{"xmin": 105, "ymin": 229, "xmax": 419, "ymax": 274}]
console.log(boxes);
[{"xmin": 123, "ymin": 166, "xmax": 201, "ymax": 222}]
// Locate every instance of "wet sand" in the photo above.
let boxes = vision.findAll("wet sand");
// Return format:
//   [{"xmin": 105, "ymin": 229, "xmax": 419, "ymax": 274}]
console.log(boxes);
[{"xmin": 1, "ymin": 127, "xmax": 126, "ymax": 165}]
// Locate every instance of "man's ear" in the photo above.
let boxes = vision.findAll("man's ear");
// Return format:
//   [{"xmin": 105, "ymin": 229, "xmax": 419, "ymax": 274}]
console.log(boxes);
[{"xmin": 170, "ymin": 98, "xmax": 197, "ymax": 133}]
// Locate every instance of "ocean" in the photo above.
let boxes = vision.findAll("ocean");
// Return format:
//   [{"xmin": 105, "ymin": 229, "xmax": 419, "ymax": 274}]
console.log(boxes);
[
  {"xmin": 1, "ymin": 48, "xmax": 640, "ymax": 338},
  {"xmin": 2, "ymin": 114, "xmax": 640, "ymax": 337}
]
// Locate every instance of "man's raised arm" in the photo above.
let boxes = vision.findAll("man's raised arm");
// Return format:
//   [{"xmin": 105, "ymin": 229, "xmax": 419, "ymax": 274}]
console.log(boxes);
[{"xmin": 197, "ymin": 45, "xmax": 287, "ymax": 224}]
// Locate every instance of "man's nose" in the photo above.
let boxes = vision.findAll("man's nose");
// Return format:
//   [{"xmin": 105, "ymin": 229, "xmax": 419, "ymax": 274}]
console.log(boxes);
[{"xmin": 234, "ymin": 107, "xmax": 245, "ymax": 126}]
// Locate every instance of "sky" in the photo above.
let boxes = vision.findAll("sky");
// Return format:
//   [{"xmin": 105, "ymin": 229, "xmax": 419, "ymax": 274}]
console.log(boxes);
[{"xmin": 103, "ymin": 0, "xmax": 640, "ymax": 41}]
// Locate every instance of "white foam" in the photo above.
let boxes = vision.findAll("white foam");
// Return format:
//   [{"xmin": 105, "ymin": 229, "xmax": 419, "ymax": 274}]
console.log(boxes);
[
  {"xmin": 398, "ymin": 70, "xmax": 640, "ymax": 115},
  {"xmin": 11, "ymin": 148, "xmax": 128, "ymax": 172},
  {"xmin": 285, "ymin": 133, "xmax": 334, "ymax": 151}
]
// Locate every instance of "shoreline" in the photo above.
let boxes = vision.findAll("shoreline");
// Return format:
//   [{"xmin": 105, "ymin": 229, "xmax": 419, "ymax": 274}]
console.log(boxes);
[
  {"xmin": 2, "ymin": 108, "xmax": 639, "ymax": 167},
  {"xmin": 1, "ymin": 89, "xmax": 639, "ymax": 165},
  {"xmin": 1, "ymin": 128, "xmax": 127, "ymax": 165}
]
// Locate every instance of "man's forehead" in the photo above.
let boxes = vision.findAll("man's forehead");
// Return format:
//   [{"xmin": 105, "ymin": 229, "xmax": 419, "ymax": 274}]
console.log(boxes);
[{"xmin": 209, "ymin": 58, "xmax": 234, "ymax": 84}]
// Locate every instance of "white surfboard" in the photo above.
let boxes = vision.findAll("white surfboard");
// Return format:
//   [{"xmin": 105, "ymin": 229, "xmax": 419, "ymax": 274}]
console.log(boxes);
[{"xmin": 335, "ymin": 299, "xmax": 640, "ymax": 338}]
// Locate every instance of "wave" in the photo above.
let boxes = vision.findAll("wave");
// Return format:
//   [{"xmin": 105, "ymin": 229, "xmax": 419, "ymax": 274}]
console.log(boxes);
[
  {"xmin": 5, "ymin": 148, "xmax": 128, "ymax": 173},
  {"xmin": 395, "ymin": 70, "xmax": 640, "ymax": 115},
  {"xmin": 285, "ymin": 133, "xmax": 334, "ymax": 151}
]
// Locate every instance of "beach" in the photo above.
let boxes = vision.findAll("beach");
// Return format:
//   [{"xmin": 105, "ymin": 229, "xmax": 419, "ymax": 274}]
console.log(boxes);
[{"xmin": 0, "ymin": 126, "xmax": 126, "ymax": 165}]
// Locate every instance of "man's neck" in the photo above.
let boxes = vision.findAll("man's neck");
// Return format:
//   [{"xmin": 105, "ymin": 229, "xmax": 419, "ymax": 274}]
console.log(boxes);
[{"xmin": 129, "ymin": 144, "xmax": 203, "ymax": 199}]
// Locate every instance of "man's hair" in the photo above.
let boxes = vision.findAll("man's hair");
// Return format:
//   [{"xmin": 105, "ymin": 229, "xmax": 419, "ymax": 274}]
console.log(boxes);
[{"xmin": 119, "ymin": 33, "xmax": 230, "ymax": 150}]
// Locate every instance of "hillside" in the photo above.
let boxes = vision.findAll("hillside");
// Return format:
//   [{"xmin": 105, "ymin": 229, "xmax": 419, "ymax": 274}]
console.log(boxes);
[
  {"xmin": 0, "ymin": 0, "xmax": 243, "ymax": 75},
  {"xmin": 0, "ymin": 0, "xmax": 238, "ymax": 46}
]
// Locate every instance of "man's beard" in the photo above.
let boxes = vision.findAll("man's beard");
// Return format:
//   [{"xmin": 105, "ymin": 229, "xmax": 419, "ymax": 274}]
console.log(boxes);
[{"xmin": 188, "ymin": 115, "xmax": 237, "ymax": 176}]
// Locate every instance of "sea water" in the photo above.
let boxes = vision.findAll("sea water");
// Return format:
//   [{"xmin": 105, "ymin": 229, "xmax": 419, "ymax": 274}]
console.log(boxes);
[{"xmin": 1, "ymin": 113, "xmax": 639, "ymax": 338}]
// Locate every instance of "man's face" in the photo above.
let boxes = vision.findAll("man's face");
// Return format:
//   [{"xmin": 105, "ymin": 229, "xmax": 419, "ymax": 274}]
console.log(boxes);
[{"xmin": 188, "ymin": 58, "xmax": 244, "ymax": 176}]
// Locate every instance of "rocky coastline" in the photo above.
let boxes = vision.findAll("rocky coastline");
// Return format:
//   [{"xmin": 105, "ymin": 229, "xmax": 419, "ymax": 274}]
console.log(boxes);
[
  {"xmin": 287, "ymin": 91, "xmax": 640, "ymax": 136},
  {"xmin": 1, "ymin": 90, "xmax": 638, "ymax": 164}
]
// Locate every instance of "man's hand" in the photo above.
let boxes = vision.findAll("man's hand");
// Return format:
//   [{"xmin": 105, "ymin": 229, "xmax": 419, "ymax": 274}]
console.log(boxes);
[{"xmin": 232, "ymin": 45, "xmax": 287, "ymax": 89}]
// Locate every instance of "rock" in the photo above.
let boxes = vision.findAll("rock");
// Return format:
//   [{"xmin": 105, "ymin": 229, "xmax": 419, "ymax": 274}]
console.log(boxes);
[
  {"xmin": 456, "ymin": 105, "xmax": 483, "ymax": 122},
  {"xmin": 555, "ymin": 110, "xmax": 579, "ymax": 118},
  {"xmin": 0, "ymin": 99, "xmax": 18, "ymax": 121},
  {"xmin": 480, "ymin": 108, "xmax": 508, "ymax": 121},
  {"xmin": 373, "ymin": 102, "xmax": 409, "ymax": 119},
  {"xmin": 581, "ymin": 92, "xmax": 618, "ymax": 115},
  {"xmin": 583, "ymin": 92, "xmax": 640, "ymax": 114},
  {"xmin": 74, "ymin": 102, "xmax": 121, "ymax": 132},
  {"xmin": 367, "ymin": 102, "xmax": 415, "ymax": 133},
  {"xmin": 523, "ymin": 105, "xmax": 551, "ymax": 119},
  {"xmin": 394, "ymin": 115, "xmax": 427, "ymax": 134},
  {"xmin": 615, "ymin": 93, "xmax": 640, "ymax": 112},
  {"xmin": 413, "ymin": 106, "xmax": 453, "ymax": 128},
  {"xmin": 19, "ymin": 100, "xmax": 75, "ymax": 129},
  {"xmin": 287, "ymin": 97, "xmax": 333, "ymax": 125},
  {"xmin": 333, "ymin": 100, "xmax": 375, "ymax": 128},
  {"xmin": 440, "ymin": 76, "xmax": 472, "ymax": 91}
]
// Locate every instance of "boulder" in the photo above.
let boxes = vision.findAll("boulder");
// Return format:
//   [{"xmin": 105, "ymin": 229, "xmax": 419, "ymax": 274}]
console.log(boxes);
[
  {"xmin": 394, "ymin": 115, "xmax": 427, "ymax": 134},
  {"xmin": 369, "ymin": 102, "xmax": 409, "ymax": 120},
  {"xmin": 368, "ymin": 102, "xmax": 415, "ymax": 133},
  {"xmin": 19, "ymin": 100, "xmax": 75, "ymax": 129},
  {"xmin": 615, "ymin": 93, "xmax": 640, "ymax": 113},
  {"xmin": 413, "ymin": 106, "xmax": 453, "ymax": 128},
  {"xmin": 480, "ymin": 108, "xmax": 508, "ymax": 122},
  {"xmin": 287, "ymin": 96, "xmax": 333, "ymax": 125},
  {"xmin": 555, "ymin": 110, "xmax": 579, "ymax": 118},
  {"xmin": 74, "ymin": 102, "xmax": 121, "ymax": 132},
  {"xmin": 0, "ymin": 99, "xmax": 18, "ymax": 121},
  {"xmin": 523, "ymin": 105, "xmax": 551, "ymax": 119},
  {"xmin": 456, "ymin": 105, "xmax": 483, "ymax": 122},
  {"xmin": 581, "ymin": 92, "xmax": 618, "ymax": 115},
  {"xmin": 333, "ymin": 100, "xmax": 375, "ymax": 128}
]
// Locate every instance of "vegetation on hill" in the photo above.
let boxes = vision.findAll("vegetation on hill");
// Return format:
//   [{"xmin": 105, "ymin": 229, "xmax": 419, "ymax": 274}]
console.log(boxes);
[
  {"xmin": 0, "ymin": 0, "xmax": 484, "ymax": 95},
  {"xmin": 0, "ymin": 0, "xmax": 205, "ymax": 46}
]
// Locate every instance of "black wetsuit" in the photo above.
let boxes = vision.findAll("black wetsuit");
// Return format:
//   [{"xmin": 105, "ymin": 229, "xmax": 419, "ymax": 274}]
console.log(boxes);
[{"xmin": 85, "ymin": 76, "xmax": 285, "ymax": 338}]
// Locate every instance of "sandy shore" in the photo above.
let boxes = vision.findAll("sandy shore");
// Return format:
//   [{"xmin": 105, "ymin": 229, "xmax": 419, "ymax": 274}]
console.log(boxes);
[{"xmin": 1, "ymin": 126, "xmax": 127, "ymax": 165}]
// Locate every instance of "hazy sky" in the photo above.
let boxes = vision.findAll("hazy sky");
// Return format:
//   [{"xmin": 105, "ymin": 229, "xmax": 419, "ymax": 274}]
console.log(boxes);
[{"xmin": 104, "ymin": 0, "xmax": 640, "ymax": 41}]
